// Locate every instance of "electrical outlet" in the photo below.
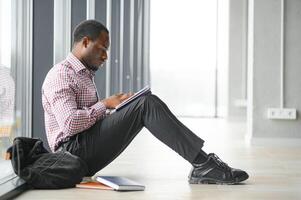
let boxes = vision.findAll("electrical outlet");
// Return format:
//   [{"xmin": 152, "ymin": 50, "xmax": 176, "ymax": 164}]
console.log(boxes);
[{"xmin": 267, "ymin": 108, "xmax": 297, "ymax": 120}]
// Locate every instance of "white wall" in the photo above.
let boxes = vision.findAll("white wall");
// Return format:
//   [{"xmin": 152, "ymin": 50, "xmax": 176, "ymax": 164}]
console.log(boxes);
[
  {"xmin": 247, "ymin": 0, "xmax": 301, "ymax": 139},
  {"xmin": 228, "ymin": 0, "xmax": 248, "ymax": 120}
]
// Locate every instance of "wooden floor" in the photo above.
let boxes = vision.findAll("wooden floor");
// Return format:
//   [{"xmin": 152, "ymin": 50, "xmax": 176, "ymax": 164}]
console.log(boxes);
[{"xmin": 15, "ymin": 118, "xmax": 301, "ymax": 200}]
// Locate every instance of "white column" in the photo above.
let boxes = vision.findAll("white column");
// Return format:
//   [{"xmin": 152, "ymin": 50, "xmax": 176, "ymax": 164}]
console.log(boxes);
[
  {"xmin": 105, "ymin": 0, "xmax": 112, "ymax": 97},
  {"xmin": 87, "ymin": 0, "xmax": 95, "ymax": 19},
  {"xmin": 53, "ymin": 0, "xmax": 71, "ymax": 64}
]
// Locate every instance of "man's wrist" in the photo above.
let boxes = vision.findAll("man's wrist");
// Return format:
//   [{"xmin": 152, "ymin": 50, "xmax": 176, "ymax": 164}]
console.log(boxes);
[{"xmin": 100, "ymin": 100, "xmax": 108, "ymax": 108}]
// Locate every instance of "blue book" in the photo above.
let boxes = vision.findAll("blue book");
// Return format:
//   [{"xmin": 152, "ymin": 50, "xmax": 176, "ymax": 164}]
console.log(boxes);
[{"xmin": 95, "ymin": 176, "xmax": 145, "ymax": 191}]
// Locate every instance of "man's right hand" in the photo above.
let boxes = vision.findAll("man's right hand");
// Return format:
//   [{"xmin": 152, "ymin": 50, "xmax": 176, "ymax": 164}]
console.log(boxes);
[{"xmin": 101, "ymin": 93, "xmax": 133, "ymax": 109}]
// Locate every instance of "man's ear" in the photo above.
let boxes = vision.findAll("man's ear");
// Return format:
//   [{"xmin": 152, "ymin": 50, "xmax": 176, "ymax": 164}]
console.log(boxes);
[{"xmin": 82, "ymin": 36, "xmax": 90, "ymax": 48}]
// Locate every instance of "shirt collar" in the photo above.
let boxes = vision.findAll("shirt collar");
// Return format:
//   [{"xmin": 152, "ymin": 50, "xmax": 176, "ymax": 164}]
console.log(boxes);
[{"xmin": 66, "ymin": 53, "xmax": 95, "ymax": 76}]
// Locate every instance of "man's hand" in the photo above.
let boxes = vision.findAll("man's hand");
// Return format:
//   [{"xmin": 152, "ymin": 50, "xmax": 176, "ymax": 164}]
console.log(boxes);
[{"xmin": 101, "ymin": 92, "xmax": 134, "ymax": 109}]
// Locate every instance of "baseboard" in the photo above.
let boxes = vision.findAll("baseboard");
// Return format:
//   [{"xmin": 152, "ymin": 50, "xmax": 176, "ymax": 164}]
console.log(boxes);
[
  {"xmin": 0, "ymin": 176, "xmax": 28, "ymax": 200},
  {"xmin": 245, "ymin": 136, "xmax": 301, "ymax": 147}
]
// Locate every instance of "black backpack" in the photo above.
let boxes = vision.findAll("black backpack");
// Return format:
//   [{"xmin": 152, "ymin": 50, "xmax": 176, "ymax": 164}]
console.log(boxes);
[{"xmin": 6, "ymin": 137, "xmax": 88, "ymax": 189}]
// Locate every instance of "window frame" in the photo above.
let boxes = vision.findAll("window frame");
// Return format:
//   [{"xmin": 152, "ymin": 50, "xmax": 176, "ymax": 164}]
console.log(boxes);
[
  {"xmin": 11, "ymin": 0, "xmax": 33, "ymax": 138},
  {"xmin": 0, "ymin": 0, "xmax": 33, "ymax": 198}
]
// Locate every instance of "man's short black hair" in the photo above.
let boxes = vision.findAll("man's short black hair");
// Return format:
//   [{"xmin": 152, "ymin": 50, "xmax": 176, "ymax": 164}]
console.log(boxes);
[{"xmin": 73, "ymin": 20, "xmax": 109, "ymax": 44}]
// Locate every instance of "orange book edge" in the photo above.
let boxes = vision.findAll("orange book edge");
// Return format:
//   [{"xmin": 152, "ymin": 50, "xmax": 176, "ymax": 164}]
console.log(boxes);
[{"xmin": 76, "ymin": 181, "xmax": 113, "ymax": 190}]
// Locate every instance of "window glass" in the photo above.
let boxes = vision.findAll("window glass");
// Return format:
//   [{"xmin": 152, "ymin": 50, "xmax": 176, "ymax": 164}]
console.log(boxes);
[
  {"xmin": 0, "ymin": 0, "xmax": 21, "ymax": 184},
  {"xmin": 150, "ymin": 0, "xmax": 228, "ymax": 117}
]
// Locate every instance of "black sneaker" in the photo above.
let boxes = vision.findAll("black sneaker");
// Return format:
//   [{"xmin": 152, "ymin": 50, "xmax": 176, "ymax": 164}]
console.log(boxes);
[{"xmin": 188, "ymin": 153, "xmax": 249, "ymax": 185}]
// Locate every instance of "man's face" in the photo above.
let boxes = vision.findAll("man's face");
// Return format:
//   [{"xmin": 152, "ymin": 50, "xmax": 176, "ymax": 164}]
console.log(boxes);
[{"xmin": 82, "ymin": 31, "xmax": 110, "ymax": 71}]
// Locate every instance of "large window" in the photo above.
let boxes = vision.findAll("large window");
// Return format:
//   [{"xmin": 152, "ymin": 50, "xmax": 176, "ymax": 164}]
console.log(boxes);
[
  {"xmin": 0, "ymin": 0, "xmax": 32, "ymax": 194},
  {"xmin": 150, "ymin": 0, "xmax": 228, "ymax": 117},
  {"xmin": 0, "ymin": 0, "xmax": 15, "ymax": 181}
]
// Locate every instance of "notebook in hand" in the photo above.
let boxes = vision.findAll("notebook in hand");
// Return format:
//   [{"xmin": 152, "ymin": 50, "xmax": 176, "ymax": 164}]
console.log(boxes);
[
  {"xmin": 109, "ymin": 85, "xmax": 151, "ymax": 114},
  {"xmin": 96, "ymin": 176, "xmax": 145, "ymax": 191}
]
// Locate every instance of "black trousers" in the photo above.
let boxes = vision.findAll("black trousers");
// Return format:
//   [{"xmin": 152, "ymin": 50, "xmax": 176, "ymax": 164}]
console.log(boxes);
[{"xmin": 59, "ymin": 93, "xmax": 204, "ymax": 176}]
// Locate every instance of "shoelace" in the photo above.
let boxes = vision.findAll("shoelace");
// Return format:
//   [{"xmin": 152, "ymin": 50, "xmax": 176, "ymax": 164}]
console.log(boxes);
[{"xmin": 210, "ymin": 153, "xmax": 231, "ymax": 170}]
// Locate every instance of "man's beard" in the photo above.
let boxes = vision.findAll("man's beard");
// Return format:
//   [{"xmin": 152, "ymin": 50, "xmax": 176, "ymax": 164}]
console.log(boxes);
[
  {"xmin": 81, "ymin": 58, "xmax": 100, "ymax": 72},
  {"xmin": 86, "ymin": 64, "xmax": 99, "ymax": 71}
]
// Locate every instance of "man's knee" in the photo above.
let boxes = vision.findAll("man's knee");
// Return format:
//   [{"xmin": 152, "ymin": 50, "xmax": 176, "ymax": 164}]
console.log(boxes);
[
  {"xmin": 140, "ymin": 93, "xmax": 164, "ymax": 108},
  {"xmin": 140, "ymin": 93, "xmax": 155, "ymax": 102}
]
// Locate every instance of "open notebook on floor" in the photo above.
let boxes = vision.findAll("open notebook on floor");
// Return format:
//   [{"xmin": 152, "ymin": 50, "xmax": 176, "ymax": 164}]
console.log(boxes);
[{"xmin": 76, "ymin": 176, "xmax": 145, "ymax": 191}]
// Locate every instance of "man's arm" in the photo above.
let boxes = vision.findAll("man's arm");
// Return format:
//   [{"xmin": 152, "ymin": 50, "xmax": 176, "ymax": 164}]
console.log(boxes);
[
  {"xmin": 44, "ymin": 71, "xmax": 106, "ymax": 136},
  {"xmin": 44, "ymin": 70, "xmax": 133, "ymax": 136}
]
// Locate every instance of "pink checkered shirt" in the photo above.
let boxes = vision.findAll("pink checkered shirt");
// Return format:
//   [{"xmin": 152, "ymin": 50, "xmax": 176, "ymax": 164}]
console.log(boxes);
[{"xmin": 42, "ymin": 53, "xmax": 106, "ymax": 152}]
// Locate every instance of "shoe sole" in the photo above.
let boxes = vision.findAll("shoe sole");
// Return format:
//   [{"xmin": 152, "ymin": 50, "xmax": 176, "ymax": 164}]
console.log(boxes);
[{"xmin": 188, "ymin": 173, "xmax": 249, "ymax": 185}]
